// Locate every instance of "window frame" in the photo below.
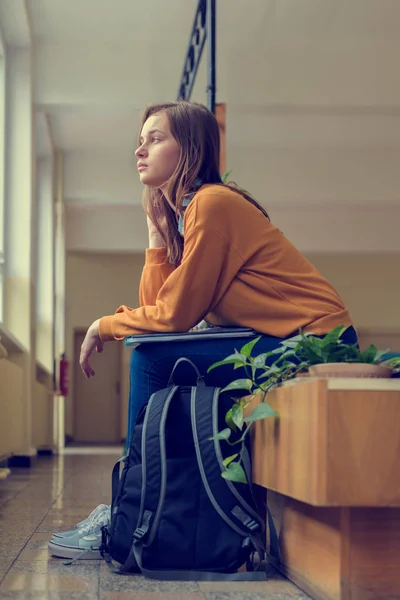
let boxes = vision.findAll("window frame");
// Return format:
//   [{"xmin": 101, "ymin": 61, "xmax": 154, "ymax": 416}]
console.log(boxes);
[{"xmin": 0, "ymin": 33, "xmax": 5, "ymax": 322}]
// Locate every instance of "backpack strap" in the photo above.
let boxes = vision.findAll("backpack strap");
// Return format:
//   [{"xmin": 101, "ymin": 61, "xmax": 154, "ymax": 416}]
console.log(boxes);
[
  {"xmin": 111, "ymin": 452, "xmax": 129, "ymax": 509},
  {"xmin": 191, "ymin": 382, "xmax": 265, "ymax": 538},
  {"xmin": 167, "ymin": 356, "xmax": 203, "ymax": 385},
  {"xmin": 119, "ymin": 384, "xmax": 179, "ymax": 572},
  {"xmin": 192, "ymin": 383, "xmax": 280, "ymax": 564},
  {"xmin": 131, "ymin": 543, "xmax": 268, "ymax": 581}
]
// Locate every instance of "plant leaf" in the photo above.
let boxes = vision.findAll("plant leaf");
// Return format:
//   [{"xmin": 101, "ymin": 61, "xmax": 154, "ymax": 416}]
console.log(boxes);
[
  {"xmin": 207, "ymin": 353, "xmax": 248, "ymax": 372},
  {"xmin": 249, "ymin": 356, "xmax": 257, "ymax": 380},
  {"xmin": 320, "ymin": 325, "xmax": 349, "ymax": 348},
  {"xmin": 279, "ymin": 360, "xmax": 296, "ymax": 368},
  {"xmin": 225, "ymin": 408, "xmax": 237, "ymax": 431},
  {"xmin": 221, "ymin": 169, "xmax": 232, "ymax": 183},
  {"xmin": 373, "ymin": 348, "xmax": 390, "ymax": 363},
  {"xmin": 278, "ymin": 340, "xmax": 301, "ymax": 349},
  {"xmin": 275, "ymin": 349, "xmax": 297, "ymax": 361},
  {"xmin": 257, "ymin": 364, "xmax": 282, "ymax": 378},
  {"xmin": 231, "ymin": 403, "xmax": 244, "ymax": 430},
  {"xmin": 221, "ymin": 462, "xmax": 247, "ymax": 484},
  {"xmin": 222, "ymin": 453, "xmax": 239, "ymax": 468},
  {"xmin": 325, "ymin": 344, "xmax": 359, "ymax": 363},
  {"xmin": 244, "ymin": 402, "xmax": 278, "ymax": 423},
  {"xmin": 359, "ymin": 344, "xmax": 378, "ymax": 363},
  {"xmin": 381, "ymin": 357, "xmax": 400, "ymax": 372},
  {"xmin": 233, "ymin": 353, "xmax": 249, "ymax": 370},
  {"xmin": 240, "ymin": 336, "xmax": 261, "ymax": 357},
  {"xmin": 252, "ymin": 348, "xmax": 287, "ymax": 371},
  {"xmin": 239, "ymin": 397, "xmax": 251, "ymax": 409},
  {"xmin": 221, "ymin": 378, "xmax": 253, "ymax": 393},
  {"xmin": 209, "ymin": 428, "xmax": 231, "ymax": 441},
  {"xmin": 253, "ymin": 352, "xmax": 271, "ymax": 369}
]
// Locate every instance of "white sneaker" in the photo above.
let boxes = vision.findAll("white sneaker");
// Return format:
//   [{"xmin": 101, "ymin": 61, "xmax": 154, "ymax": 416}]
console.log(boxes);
[
  {"xmin": 51, "ymin": 504, "xmax": 110, "ymax": 540},
  {"xmin": 49, "ymin": 504, "xmax": 111, "ymax": 561}
]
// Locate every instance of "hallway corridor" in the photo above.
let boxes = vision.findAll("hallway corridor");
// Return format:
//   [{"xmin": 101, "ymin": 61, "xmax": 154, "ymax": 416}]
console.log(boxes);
[{"xmin": 0, "ymin": 452, "xmax": 310, "ymax": 599}]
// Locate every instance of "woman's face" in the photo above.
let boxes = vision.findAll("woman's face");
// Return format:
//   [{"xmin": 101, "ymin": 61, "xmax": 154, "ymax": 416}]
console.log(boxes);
[{"xmin": 135, "ymin": 112, "xmax": 181, "ymax": 189}]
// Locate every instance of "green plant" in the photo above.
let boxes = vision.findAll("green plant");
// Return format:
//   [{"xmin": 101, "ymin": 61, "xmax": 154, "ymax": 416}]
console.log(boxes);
[
  {"xmin": 207, "ymin": 326, "xmax": 400, "ymax": 485},
  {"xmin": 276, "ymin": 325, "xmax": 395, "ymax": 366},
  {"xmin": 221, "ymin": 170, "xmax": 232, "ymax": 183}
]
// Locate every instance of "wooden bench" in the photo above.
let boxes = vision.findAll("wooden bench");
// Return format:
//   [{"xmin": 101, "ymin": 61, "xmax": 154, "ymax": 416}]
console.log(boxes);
[{"xmin": 248, "ymin": 377, "xmax": 400, "ymax": 600}]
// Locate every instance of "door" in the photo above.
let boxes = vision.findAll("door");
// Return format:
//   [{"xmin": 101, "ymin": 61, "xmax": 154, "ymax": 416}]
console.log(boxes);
[{"xmin": 73, "ymin": 330, "xmax": 121, "ymax": 443}]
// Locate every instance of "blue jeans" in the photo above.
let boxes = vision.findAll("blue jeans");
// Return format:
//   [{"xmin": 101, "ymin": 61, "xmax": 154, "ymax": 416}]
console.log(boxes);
[{"xmin": 126, "ymin": 327, "xmax": 358, "ymax": 442}]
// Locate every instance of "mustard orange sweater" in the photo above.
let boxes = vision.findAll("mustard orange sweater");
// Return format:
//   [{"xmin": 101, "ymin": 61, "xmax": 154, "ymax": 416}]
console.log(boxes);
[{"xmin": 99, "ymin": 185, "xmax": 353, "ymax": 341}]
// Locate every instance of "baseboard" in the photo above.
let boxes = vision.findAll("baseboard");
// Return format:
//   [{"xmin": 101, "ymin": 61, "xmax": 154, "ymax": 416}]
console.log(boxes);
[
  {"xmin": 0, "ymin": 454, "xmax": 11, "ymax": 469},
  {"xmin": 37, "ymin": 448, "xmax": 54, "ymax": 457},
  {"xmin": 8, "ymin": 454, "xmax": 37, "ymax": 468}
]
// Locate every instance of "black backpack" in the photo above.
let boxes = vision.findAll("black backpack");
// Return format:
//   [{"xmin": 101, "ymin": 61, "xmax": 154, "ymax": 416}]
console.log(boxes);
[{"xmin": 100, "ymin": 358, "xmax": 270, "ymax": 581}]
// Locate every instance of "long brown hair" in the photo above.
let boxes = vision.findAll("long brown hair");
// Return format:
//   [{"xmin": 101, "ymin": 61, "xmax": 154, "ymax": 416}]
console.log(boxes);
[{"xmin": 140, "ymin": 101, "xmax": 269, "ymax": 265}]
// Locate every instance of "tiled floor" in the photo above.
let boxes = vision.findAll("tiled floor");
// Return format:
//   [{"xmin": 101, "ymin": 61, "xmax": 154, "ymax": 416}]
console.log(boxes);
[{"xmin": 0, "ymin": 452, "xmax": 311, "ymax": 599}]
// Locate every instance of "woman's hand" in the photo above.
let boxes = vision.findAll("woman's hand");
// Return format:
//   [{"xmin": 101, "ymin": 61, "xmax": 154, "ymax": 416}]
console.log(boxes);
[{"xmin": 80, "ymin": 319, "xmax": 104, "ymax": 379}]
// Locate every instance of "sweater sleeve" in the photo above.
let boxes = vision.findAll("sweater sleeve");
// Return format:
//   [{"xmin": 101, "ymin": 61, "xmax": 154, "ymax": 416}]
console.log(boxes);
[
  {"xmin": 99, "ymin": 205, "xmax": 244, "ymax": 341},
  {"xmin": 139, "ymin": 248, "xmax": 175, "ymax": 306}
]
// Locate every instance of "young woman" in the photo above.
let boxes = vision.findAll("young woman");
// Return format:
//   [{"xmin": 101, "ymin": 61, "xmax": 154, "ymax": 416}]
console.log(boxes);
[{"xmin": 49, "ymin": 101, "xmax": 357, "ymax": 560}]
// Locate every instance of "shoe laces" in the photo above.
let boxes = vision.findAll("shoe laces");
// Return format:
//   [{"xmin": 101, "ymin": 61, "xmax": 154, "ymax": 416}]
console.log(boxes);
[
  {"xmin": 78, "ymin": 503, "xmax": 109, "ymax": 526},
  {"xmin": 78, "ymin": 505, "xmax": 111, "ymax": 536},
  {"xmin": 64, "ymin": 547, "xmax": 95, "ymax": 566}
]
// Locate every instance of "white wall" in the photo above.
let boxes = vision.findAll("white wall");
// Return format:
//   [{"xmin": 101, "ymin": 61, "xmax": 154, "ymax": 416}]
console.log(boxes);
[
  {"xmin": 64, "ymin": 153, "xmax": 140, "ymax": 204},
  {"xmin": 66, "ymin": 204, "xmax": 148, "ymax": 253},
  {"xmin": 64, "ymin": 143, "xmax": 400, "ymax": 255},
  {"xmin": 65, "ymin": 201, "xmax": 400, "ymax": 255},
  {"xmin": 228, "ymin": 148, "xmax": 400, "ymax": 207},
  {"xmin": 305, "ymin": 252, "xmax": 400, "ymax": 331}
]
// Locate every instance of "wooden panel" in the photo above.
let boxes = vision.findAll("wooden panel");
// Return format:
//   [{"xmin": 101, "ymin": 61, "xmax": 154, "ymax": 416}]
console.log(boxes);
[
  {"xmin": 250, "ymin": 379, "xmax": 329, "ymax": 505},
  {"xmin": 249, "ymin": 379, "xmax": 400, "ymax": 506},
  {"xmin": 342, "ymin": 507, "xmax": 400, "ymax": 599},
  {"xmin": 268, "ymin": 492, "xmax": 400, "ymax": 600},
  {"xmin": 269, "ymin": 491, "xmax": 342, "ymax": 600},
  {"xmin": 327, "ymin": 390, "xmax": 400, "ymax": 506}
]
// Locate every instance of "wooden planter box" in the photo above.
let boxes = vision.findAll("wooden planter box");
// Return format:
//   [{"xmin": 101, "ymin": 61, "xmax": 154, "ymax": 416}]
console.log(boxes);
[{"xmin": 248, "ymin": 378, "xmax": 400, "ymax": 600}]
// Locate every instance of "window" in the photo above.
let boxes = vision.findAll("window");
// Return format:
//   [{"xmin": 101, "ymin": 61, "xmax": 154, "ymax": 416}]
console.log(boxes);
[{"xmin": 0, "ymin": 34, "xmax": 5, "ymax": 322}]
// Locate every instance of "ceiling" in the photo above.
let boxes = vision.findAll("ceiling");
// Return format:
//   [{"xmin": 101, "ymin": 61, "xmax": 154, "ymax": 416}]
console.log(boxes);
[
  {"xmin": 25, "ymin": 0, "xmax": 400, "ymax": 155},
  {"xmin": 2, "ymin": 0, "xmax": 400, "ymax": 252}
]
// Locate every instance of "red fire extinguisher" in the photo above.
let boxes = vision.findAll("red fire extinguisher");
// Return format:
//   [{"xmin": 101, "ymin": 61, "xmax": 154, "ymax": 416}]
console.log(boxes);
[{"xmin": 59, "ymin": 353, "xmax": 69, "ymax": 396}]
